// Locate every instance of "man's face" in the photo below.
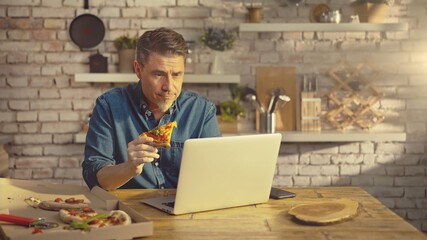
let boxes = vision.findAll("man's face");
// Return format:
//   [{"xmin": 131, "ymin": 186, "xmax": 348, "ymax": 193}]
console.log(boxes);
[{"xmin": 134, "ymin": 52, "xmax": 185, "ymax": 113}]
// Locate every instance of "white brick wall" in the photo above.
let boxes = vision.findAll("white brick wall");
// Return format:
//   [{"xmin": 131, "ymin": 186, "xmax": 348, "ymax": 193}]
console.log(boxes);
[{"xmin": 0, "ymin": 0, "xmax": 426, "ymax": 233}]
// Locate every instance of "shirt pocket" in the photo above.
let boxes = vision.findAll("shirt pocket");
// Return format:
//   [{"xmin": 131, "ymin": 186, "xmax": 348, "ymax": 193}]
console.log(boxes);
[{"xmin": 166, "ymin": 140, "xmax": 184, "ymax": 177}]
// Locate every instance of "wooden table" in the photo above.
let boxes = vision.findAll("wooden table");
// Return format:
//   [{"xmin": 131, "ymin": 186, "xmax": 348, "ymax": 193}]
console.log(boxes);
[{"xmin": 111, "ymin": 187, "xmax": 427, "ymax": 240}]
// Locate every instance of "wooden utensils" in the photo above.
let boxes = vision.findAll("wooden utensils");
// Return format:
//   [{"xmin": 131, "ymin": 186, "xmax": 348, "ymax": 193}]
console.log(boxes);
[{"xmin": 256, "ymin": 67, "xmax": 297, "ymax": 131}]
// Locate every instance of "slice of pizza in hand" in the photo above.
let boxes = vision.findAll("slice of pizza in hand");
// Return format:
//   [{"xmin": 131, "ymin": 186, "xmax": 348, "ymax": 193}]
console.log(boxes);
[{"xmin": 141, "ymin": 121, "xmax": 177, "ymax": 148}]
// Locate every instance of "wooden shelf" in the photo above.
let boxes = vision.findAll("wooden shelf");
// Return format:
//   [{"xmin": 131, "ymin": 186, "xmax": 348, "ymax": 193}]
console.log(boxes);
[
  {"xmin": 74, "ymin": 73, "xmax": 240, "ymax": 84},
  {"xmin": 276, "ymin": 131, "xmax": 406, "ymax": 142},
  {"xmin": 239, "ymin": 23, "xmax": 408, "ymax": 32},
  {"xmin": 75, "ymin": 131, "xmax": 406, "ymax": 144}
]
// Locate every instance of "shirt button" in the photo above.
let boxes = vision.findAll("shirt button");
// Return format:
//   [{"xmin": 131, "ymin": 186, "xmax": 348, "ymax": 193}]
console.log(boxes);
[{"xmin": 154, "ymin": 162, "xmax": 159, "ymax": 167}]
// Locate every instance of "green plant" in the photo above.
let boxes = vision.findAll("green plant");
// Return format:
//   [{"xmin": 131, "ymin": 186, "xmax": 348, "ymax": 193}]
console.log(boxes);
[
  {"xmin": 113, "ymin": 35, "xmax": 137, "ymax": 50},
  {"xmin": 199, "ymin": 27, "xmax": 236, "ymax": 51},
  {"xmin": 218, "ymin": 85, "xmax": 245, "ymax": 122},
  {"xmin": 351, "ymin": 0, "xmax": 393, "ymax": 5}
]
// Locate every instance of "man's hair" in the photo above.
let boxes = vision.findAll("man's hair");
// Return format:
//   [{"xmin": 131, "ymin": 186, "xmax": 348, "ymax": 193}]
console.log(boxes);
[{"xmin": 136, "ymin": 27, "xmax": 188, "ymax": 66}]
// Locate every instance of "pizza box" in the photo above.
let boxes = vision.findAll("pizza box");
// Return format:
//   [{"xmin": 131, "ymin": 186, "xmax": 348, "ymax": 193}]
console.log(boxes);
[{"xmin": 0, "ymin": 178, "xmax": 153, "ymax": 240}]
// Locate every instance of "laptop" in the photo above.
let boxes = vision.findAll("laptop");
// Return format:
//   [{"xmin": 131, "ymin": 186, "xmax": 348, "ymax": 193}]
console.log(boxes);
[{"xmin": 142, "ymin": 133, "xmax": 282, "ymax": 215}]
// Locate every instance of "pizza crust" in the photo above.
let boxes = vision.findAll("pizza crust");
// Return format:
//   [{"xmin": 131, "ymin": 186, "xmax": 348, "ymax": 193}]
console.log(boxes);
[
  {"xmin": 39, "ymin": 200, "xmax": 89, "ymax": 211},
  {"xmin": 146, "ymin": 141, "xmax": 171, "ymax": 149},
  {"xmin": 107, "ymin": 210, "xmax": 132, "ymax": 226}
]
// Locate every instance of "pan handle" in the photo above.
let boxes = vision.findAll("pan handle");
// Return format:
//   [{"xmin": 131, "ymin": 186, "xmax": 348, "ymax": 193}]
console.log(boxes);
[{"xmin": 84, "ymin": 0, "xmax": 89, "ymax": 10}]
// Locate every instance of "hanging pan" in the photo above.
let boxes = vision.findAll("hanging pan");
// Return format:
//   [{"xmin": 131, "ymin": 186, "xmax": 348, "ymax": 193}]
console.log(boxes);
[{"xmin": 69, "ymin": 0, "xmax": 105, "ymax": 49}]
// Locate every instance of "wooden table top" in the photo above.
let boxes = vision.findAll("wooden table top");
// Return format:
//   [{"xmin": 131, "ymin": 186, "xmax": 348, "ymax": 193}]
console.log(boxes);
[{"xmin": 111, "ymin": 187, "xmax": 427, "ymax": 240}]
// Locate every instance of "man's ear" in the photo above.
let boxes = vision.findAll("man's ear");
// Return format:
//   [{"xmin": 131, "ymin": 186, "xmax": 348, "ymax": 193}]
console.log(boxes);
[{"xmin": 134, "ymin": 60, "xmax": 142, "ymax": 79}]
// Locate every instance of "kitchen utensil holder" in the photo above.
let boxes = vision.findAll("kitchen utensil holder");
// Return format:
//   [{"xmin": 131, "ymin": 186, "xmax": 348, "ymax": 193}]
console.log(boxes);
[{"xmin": 259, "ymin": 112, "xmax": 276, "ymax": 133}]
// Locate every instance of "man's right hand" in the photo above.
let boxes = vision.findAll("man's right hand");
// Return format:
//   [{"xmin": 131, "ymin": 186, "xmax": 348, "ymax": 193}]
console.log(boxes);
[{"xmin": 126, "ymin": 135, "xmax": 160, "ymax": 176}]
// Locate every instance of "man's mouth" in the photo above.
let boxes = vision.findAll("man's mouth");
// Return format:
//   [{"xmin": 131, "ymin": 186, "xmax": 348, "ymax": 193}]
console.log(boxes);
[{"xmin": 158, "ymin": 93, "xmax": 175, "ymax": 101}]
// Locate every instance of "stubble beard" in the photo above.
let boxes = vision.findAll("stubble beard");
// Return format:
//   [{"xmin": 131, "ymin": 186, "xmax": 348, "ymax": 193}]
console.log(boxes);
[{"xmin": 155, "ymin": 92, "xmax": 178, "ymax": 113}]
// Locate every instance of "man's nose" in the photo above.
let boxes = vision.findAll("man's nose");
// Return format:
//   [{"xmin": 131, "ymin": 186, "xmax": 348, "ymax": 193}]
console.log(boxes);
[{"xmin": 162, "ymin": 74, "xmax": 172, "ymax": 91}]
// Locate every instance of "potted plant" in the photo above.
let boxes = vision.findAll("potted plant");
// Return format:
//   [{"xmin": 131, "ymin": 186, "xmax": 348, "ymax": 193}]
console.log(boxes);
[
  {"xmin": 199, "ymin": 27, "xmax": 236, "ymax": 74},
  {"xmin": 350, "ymin": 0, "xmax": 393, "ymax": 23},
  {"xmin": 113, "ymin": 34, "xmax": 137, "ymax": 73},
  {"xmin": 217, "ymin": 85, "xmax": 246, "ymax": 133}
]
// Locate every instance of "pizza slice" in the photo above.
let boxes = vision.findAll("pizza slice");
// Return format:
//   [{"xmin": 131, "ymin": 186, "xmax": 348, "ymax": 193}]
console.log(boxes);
[
  {"xmin": 61, "ymin": 209, "xmax": 132, "ymax": 231},
  {"xmin": 59, "ymin": 208, "xmax": 98, "ymax": 224},
  {"xmin": 140, "ymin": 121, "xmax": 177, "ymax": 148},
  {"xmin": 38, "ymin": 197, "xmax": 90, "ymax": 211}
]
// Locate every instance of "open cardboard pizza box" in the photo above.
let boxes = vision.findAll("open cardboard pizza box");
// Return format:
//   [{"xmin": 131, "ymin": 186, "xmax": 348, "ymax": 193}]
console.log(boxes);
[{"xmin": 0, "ymin": 178, "xmax": 153, "ymax": 240}]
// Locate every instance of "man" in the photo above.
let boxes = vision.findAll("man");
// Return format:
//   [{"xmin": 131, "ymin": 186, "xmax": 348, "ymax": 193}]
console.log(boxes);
[{"xmin": 82, "ymin": 28, "xmax": 221, "ymax": 190}]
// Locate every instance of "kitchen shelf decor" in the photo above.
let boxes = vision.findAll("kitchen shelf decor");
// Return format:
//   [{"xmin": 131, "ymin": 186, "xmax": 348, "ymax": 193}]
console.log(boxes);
[
  {"xmin": 113, "ymin": 34, "xmax": 137, "ymax": 73},
  {"xmin": 239, "ymin": 22, "xmax": 408, "ymax": 32},
  {"xmin": 350, "ymin": 0, "xmax": 390, "ymax": 23},
  {"xmin": 199, "ymin": 27, "xmax": 236, "ymax": 74},
  {"xmin": 324, "ymin": 59, "xmax": 385, "ymax": 131}
]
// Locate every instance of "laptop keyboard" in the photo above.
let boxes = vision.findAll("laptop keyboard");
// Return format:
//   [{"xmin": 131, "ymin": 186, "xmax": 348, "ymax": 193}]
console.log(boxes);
[{"xmin": 162, "ymin": 201, "xmax": 175, "ymax": 208}]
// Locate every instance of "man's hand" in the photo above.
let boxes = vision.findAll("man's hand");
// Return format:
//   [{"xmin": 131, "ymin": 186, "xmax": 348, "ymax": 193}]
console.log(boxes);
[
  {"xmin": 126, "ymin": 135, "xmax": 160, "ymax": 176},
  {"xmin": 96, "ymin": 135, "xmax": 160, "ymax": 191}
]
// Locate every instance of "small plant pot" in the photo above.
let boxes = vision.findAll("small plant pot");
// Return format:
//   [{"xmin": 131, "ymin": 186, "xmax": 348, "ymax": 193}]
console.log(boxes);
[
  {"xmin": 217, "ymin": 116, "xmax": 240, "ymax": 133},
  {"xmin": 118, "ymin": 49, "xmax": 135, "ymax": 73},
  {"xmin": 353, "ymin": 3, "xmax": 388, "ymax": 23}
]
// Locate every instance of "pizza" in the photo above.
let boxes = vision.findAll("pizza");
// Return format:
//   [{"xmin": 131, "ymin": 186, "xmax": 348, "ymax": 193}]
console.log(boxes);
[
  {"xmin": 38, "ymin": 197, "xmax": 90, "ymax": 211},
  {"xmin": 61, "ymin": 209, "xmax": 132, "ymax": 231},
  {"xmin": 140, "ymin": 121, "xmax": 177, "ymax": 148},
  {"xmin": 59, "ymin": 208, "xmax": 98, "ymax": 224}
]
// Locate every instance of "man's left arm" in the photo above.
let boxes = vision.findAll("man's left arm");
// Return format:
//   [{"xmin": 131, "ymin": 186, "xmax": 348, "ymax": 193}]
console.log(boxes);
[{"xmin": 201, "ymin": 102, "xmax": 222, "ymax": 138}]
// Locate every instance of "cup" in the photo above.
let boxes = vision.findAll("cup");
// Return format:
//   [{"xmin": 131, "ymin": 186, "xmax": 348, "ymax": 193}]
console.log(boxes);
[
  {"xmin": 259, "ymin": 112, "xmax": 276, "ymax": 133},
  {"xmin": 247, "ymin": 6, "xmax": 262, "ymax": 23}
]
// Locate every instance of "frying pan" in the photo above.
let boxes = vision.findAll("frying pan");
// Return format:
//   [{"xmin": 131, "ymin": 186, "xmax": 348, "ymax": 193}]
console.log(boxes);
[{"xmin": 69, "ymin": 0, "xmax": 105, "ymax": 49}]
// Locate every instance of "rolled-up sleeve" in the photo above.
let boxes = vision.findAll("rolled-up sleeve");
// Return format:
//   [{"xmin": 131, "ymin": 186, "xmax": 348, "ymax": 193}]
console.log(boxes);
[{"xmin": 82, "ymin": 96, "xmax": 116, "ymax": 189}]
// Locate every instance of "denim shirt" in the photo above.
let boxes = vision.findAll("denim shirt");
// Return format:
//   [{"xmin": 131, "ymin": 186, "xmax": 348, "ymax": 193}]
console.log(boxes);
[{"xmin": 82, "ymin": 81, "xmax": 221, "ymax": 189}]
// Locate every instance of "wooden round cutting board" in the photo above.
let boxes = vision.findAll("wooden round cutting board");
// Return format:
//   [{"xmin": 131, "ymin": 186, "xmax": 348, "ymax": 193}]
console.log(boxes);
[{"xmin": 288, "ymin": 198, "xmax": 359, "ymax": 225}]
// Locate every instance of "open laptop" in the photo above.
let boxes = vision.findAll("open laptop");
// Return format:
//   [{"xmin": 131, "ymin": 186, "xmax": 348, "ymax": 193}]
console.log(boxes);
[{"xmin": 142, "ymin": 133, "xmax": 282, "ymax": 215}]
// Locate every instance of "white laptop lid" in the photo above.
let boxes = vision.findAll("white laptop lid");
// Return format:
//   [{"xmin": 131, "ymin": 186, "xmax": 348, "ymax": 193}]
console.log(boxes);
[{"xmin": 171, "ymin": 133, "xmax": 282, "ymax": 215}]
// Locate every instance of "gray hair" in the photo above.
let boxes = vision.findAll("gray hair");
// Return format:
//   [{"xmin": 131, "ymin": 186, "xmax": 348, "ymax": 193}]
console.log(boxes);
[{"xmin": 136, "ymin": 27, "xmax": 188, "ymax": 66}]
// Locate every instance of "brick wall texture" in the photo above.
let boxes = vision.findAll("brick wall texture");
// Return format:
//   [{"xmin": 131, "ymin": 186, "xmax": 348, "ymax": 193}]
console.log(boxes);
[{"xmin": 0, "ymin": 0, "xmax": 426, "ymax": 233}]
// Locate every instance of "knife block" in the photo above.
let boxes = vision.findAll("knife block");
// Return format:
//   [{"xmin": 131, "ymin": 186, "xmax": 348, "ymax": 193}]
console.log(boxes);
[{"xmin": 301, "ymin": 92, "xmax": 321, "ymax": 132}]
